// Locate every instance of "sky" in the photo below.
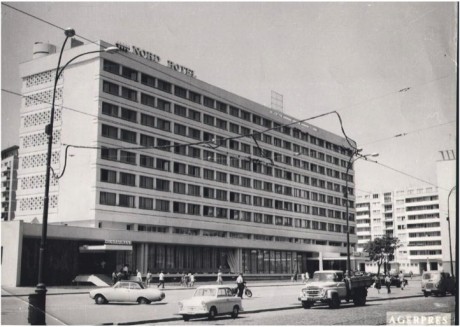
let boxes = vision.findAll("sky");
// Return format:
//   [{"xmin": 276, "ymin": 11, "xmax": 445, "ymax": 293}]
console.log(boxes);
[{"xmin": 1, "ymin": 2, "xmax": 457, "ymax": 193}]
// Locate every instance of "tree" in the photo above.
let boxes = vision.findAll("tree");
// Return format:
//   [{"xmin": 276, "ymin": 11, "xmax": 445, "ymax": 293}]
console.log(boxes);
[{"xmin": 364, "ymin": 235, "xmax": 401, "ymax": 276}]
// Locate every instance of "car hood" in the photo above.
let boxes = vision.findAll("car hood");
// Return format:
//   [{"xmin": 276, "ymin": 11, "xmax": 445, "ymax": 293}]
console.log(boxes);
[{"xmin": 303, "ymin": 282, "xmax": 339, "ymax": 289}]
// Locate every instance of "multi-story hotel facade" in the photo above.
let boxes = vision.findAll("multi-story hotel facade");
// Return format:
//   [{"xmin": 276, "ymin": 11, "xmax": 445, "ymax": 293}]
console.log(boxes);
[
  {"xmin": 356, "ymin": 186, "xmax": 442, "ymax": 275},
  {"xmin": 2, "ymin": 39, "xmax": 359, "ymax": 286}
]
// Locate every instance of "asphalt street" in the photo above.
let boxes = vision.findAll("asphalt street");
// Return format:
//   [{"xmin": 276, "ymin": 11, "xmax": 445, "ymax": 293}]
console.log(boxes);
[{"xmin": 1, "ymin": 278, "xmax": 456, "ymax": 325}]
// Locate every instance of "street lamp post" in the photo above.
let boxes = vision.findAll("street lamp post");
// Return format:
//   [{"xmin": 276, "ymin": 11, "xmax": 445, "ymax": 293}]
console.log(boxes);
[
  {"xmin": 30, "ymin": 28, "xmax": 117, "ymax": 325},
  {"xmin": 345, "ymin": 150, "xmax": 379, "ymax": 277},
  {"xmin": 446, "ymin": 186, "xmax": 456, "ymax": 278}
]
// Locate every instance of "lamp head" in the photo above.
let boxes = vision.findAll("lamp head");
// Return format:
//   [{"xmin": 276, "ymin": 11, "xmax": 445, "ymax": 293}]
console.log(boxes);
[
  {"xmin": 64, "ymin": 28, "xmax": 76, "ymax": 37},
  {"xmin": 104, "ymin": 46, "xmax": 119, "ymax": 54}
]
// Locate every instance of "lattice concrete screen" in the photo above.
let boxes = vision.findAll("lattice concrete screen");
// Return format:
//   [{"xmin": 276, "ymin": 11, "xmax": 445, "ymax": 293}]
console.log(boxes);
[
  {"xmin": 22, "ymin": 107, "xmax": 62, "ymax": 128},
  {"xmin": 21, "ymin": 152, "xmax": 60, "ymax": 169},
  {"xmin": 22, "ymin": 130, "xmax": 61, "ymax": 148},
  {"xmin": 19, "ymin": 194, "xmax": 58, "ymax": 211}
]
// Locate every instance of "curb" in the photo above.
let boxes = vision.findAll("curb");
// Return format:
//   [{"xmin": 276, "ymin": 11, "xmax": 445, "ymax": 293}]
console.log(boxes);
[{"xmin": 100, "ymin": 294, "xmax": 425, "ymax": 325}]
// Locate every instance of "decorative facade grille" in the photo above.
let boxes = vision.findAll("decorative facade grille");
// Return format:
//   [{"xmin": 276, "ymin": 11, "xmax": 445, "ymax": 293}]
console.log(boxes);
[
  {"xmin": 23, "ymin": 107, "xmax": 62, "ymax": 128},
  {"xmin": 21, "ymin": 151, "xmax": 60, "ymax": 169},
  {"xmin": 22, "ymin": 130, "xmax": 60, "ymax": 148},
  {"xmin": 25, "ymin": 88, "xmax": 62, "ymax": 107},
  {"xmin": 19, "ymin": 194, "xmax": 58, "ymax": 211}
]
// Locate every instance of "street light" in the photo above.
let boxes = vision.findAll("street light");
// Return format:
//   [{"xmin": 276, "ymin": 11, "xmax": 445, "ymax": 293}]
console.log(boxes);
[
  {"xmin": 345, "ymin": 150, "xmax": 379, "ymax": 277},
  {"xmin": 31, "ymin": 28, "xmax": 117, "ymax": 325},
  {"xmin": 446, "ymin": 186, "xmax": 456, "ymax": 278}
]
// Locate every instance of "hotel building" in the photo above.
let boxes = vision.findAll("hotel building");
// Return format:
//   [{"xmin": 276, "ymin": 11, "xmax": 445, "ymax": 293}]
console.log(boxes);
[
  {"xmin": 2, "ymin": 39, "xmax": 359, "ymax": 286},
  {"xmin": 356, "ymin": 186, "xmax": 443, "ymax": 274},
  {"xmin": 1, "ymin": 145, "xmax": 19, "ymax": 221}
]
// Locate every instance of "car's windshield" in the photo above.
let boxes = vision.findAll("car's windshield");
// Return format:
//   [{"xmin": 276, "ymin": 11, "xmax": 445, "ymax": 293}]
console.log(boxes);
[
  {"xmin": 194, "ymin": 288, "xmax": 217, "ymax": 297},
  {"xmin": 423, "ymin": 273, "xmax": 440, "ymax": 280},
  {"xmin": 311, "ymin": 273, "xmax": 338, "ymax": 282}
]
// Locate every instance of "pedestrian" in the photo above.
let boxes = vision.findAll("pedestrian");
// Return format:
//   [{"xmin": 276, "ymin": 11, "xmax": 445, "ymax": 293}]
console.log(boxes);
[
  {"xmin": 236, "ymin": 273, "xmax": 244, "ymax": 299},
  {"xmin": 146, "ymin": 270, "xmax": 152, "ymax": 287},
  {"xmin": 117, "ymin": 270, "xmax": 123, "ymax": 282},
  {"xmin": 385, "ymin": 275, "xmax": 391, "ymax": 294},
  {"xmin": 189, "ymin": 273, "xmax": 195, "ymax": 287},
  {"xmin": 158, "ymin": 271, "xmax": 165, "ymax": 289},
  {"xmin": 409, "ymin": 271, "xmax": 413, "ymax": 279},
  {"xmin": 187, "ymin": 272, "xmax": 192, "ymax": 287},
  {"xmin": 217, "ymin": 269, "xmax": 223, "ymax": 285},
  {"xmin": 112, "ymin": 271, "xmax": 117, "ymax": 285},
  {"xmin": 398, "ymin": 271, "xmax": 405, "ymax": 290},
  {"xmin": 181, "ymin": 272, "xmax": 187, "ymax": 287},
  {"xmin": 373, "ymin": 276, "xmax": 381, "ymax": 294},
  {"xmin": 305, "ymin": 272, "xmax": 310, "ymax": 283},
  {"xmin": 136, "ymin": 269, "xmax": 142, "ymax": 283},
  {"xmin": 123, "ymin": 264, "xmax": 129, "ymax": 280},
  {"xmin": 301, "ymin": 273, "xmax": 305, "ymax": 283}
]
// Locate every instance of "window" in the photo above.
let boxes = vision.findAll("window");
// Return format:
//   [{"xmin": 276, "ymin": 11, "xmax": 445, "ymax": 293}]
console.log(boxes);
[
  {"xmin": 230, "ymin": 123, "xmax": 239, "ymax": 134},
  {"xmin": 139, "ymin": 176, "xmax": 154, "ymax": 189},
  {"xmin": 141, "ymin": 73, "xmax": 155, "ymax": 87},
  {"xmin": 230, "ymin": 174, "xmax": 239, "ymax": 185},
  {"xmin": 189, "ymin": 91, "xmax": 201, "ymax": 103},
  {"xmin": 103, "ymin": 81, "xmax": 119, "ymax": 96},
  {"xmin": 139, "ymin": 197, "xmax": 154, "ymax": 210},
  {"xmin": 156, "ymin": 118, "xmax": 171, "ymax": 132},
  {"xmin": 101, "ymin": 169, "xmax": 117, "ymax": 183},
  {"xmin": 216, "ymin": 189, "xmax": 227, "ymax": 201},
  {"xmin": 121, "ymin": 66, "xmax": 138, "ymax": 81},
  {"xmin": 188, "ymin": 204, "xmax": 200, "ymax": 215},
  {"xmin": 101, "ymin": 147, "xmax": 117, "ymax": 161},
  {"xmin": 121, "ymin": 108, "xmax": 137, "ymax": 122},
  {"xmin": 120, "ymin": 129, "xmax": 136, "ymax": 143},
  {"xmin": 157, "ymin": 98, "xmax": 171, "ymax": 112},
  {"xmin": 204, "ymin": 187, "xmax": 215, "ymax": 199},
  {"xmin": 156, "ymin": 199, "xmax": 169, "ymax": 212},
  {"xmin": 174, "ymin": 104, "xmax": 187, "ymax": 117},
  {"xmin": 103, "ymin": 60, "xmax": 119, "ymax": 74},
  {"xmin": 204, "ymin": 114, "xmax": 214, "ymax": 126},
  {"xmin": 188, "ymin": 165, "xmax": 200, "ymax": 177},
  {"xmin": 188, "ymin": 109, "xmax": 201, "ymax": 121},
  {"xmin": 173, "ymin": 182, "xmax": 186, "ymax": 194},
  {"xmin": 203, "ymin": 206, "xmax": 214, "ymax": 217},
  {"xmin": 157, "ymin": 79, "xmax": 172, "ymax": 93},
  {"xmin": 174, "ymin": 85, "xmax": 187, "ymax": 98},
  {"xmin": 173, "ymin": 202, "xmax": 186, "ymax": 214},
  {"xmin": 204, "ymin": 168, "xmax": 214, "ymax": 180},
  {"xmin": 216, "ymin": 207, "xmax": 227, "ymax": 218},
  {"xmin": 100, "ymin": 192, "xmax": 116, "ymax": 206},
  {"xmin": 119, "ymin": 172, "xmax": 136, "ymax": 186},
  {"xmin": 156, "ymin": 158, "xmax": 170, "ymax": 171},
  {"xmin": 140, "ymin": 134, "xmax": 155, "ymax": 147},
  {"xmin": 102, "ymin": 102, "xmax": 118, "ymax": 117},
  {"xmin": 121, "ymin": 87, "xmax": 137, "ymax": 102},
  {"xmin": 216, "ymin": 118, "xmax": 227, "ymax": 130},
  {"xmin": 156, "ymin": 179, "xmax": 170, "ymax": 191},
  {"xmin": 119, "ymin": 194, "xmax": 135, "ymax": 208},
  {"xmin": 240, "ymin": 110, "xmax": 251, "ymax": 121},
  {"xmin": 157, "ymin": 138, "xmax": 171, "ymax": 151},
  {"xmin": 174, "ymin": 162, "xmax": 186, "ymax": 174},
  {"xmin": 216, "ymin": 171, "xmax": 227, "ymax": 183},
  {"xmin": 241, "ymin": 143, "xmax": 251, "ymax": 154},
  {"xmin": 188, "ymin": 127, "xmax": 201, "ymax": 140},
  {"xmin": 119, "ymin": 150, "xmax": 136, "ymax": 164},
  {"xmin": 140, "ymin": 113, "xmax": 155, "ymax": 128},
  {"xmin": 204, "ymin": 96, "xmax": 215, "ymax": 108},
  {"xmin": 230, "ymin": 106, "xmax": 239, "ymax": 117},
  {"xmin": 174, "ymin": 143, "xmax": 187, "ymax": 156},
  {"xmin": 188, "ymin": 184, "xmax": 200, "ymax": 196},
  {"xmin": 174, "ymin": 123, "xmax": 187, "ymax": 136},
  {"xmin": 102, "ymin": 124, "xmax": 118, "ymax": 139},
  {"xmin": 216, "ymin": 101, "xmax": 227, "ymax": 113},
  {"xmin": 241, "ymin": 177, "xmax": 251, "ymax": 187},
  {"xmin": 141, "ymin": 93, "xmax": 155, "ymax": 107}
]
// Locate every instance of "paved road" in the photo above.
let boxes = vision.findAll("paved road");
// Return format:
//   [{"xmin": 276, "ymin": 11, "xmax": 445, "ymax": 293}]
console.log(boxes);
[{"xmin": 1, "ymin": 278, "xmax": 447, "ymax": 325}]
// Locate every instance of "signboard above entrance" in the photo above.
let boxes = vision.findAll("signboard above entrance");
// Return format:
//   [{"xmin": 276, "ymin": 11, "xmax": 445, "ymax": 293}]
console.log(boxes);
[{"xmin": 115, "ymin": 42, "xmax": 196, "ymax": 78}]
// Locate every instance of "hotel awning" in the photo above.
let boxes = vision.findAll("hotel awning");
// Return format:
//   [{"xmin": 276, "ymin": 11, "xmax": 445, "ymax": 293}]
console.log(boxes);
[{"xmin": 79, "ymin": 244, "xmax": 132, "ymax": 253}]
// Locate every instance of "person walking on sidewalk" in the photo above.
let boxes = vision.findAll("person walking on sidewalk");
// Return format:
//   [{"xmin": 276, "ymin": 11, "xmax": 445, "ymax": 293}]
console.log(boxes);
[
  {"xmin": 217, "ymin": 269, "xmax": 223, "ymax": 285},
  {"xmin": 136, "ymin": 269, "xmax": 143, "ymax": 283},
  {"xmin": 158, "ymin": 271, "xmax": 165, "ymax": 289},
  {"xmin": 398, "ymin": 271, "xmax": 405, "ymax": 290},
  {"xmin": 146, "ymin": 270, "xmax": 152, "ymax": 287},
  {"xmin": 385, "ymin": 275, "xmax": 391, "ymax": 294},
  {"xmin": 236, "ymin": 273, "xmax": 244, "ymax": 299}
]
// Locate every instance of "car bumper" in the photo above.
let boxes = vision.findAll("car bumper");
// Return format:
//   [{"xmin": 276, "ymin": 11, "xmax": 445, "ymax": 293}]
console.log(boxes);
[{"xmin": 179, "ymin": 308, "xmax": 209, "ymax": 315}]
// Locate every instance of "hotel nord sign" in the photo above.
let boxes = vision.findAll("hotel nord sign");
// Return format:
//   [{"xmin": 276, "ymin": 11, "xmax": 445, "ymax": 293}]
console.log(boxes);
[{"xmin": 115, "ymin": 42, "xmax": 195, "ymax": 78}]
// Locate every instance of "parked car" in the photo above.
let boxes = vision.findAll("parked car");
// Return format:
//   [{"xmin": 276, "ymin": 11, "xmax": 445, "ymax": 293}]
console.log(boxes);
[
  {"xmin": 421, "ymin": 271, "xmax": 456, "ymax": 297},
  {"xmin": 178, "ymin": 285, "xmax": 243, "ymax": 321},
  {"xmin": 89, "ymin": 281, "xmax": 165, "ymax": 304}
]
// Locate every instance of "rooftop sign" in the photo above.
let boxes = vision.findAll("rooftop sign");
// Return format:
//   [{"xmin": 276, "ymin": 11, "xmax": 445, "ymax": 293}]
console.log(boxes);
[{"xmin": 115, "ymin": 42, "xmax": 195, "ymax": 78}]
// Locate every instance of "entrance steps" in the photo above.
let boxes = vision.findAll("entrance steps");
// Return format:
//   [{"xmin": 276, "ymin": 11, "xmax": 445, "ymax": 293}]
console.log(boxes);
[{"xmin": 72, "ymin": 274, "xmax": 112, "ymax": 286}]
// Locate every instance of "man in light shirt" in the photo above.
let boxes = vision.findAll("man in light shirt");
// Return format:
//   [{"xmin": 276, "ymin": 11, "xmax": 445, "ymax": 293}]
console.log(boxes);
[{"xmin": 236, "ymin": 273, "xmax": 244, "ymax": 298}]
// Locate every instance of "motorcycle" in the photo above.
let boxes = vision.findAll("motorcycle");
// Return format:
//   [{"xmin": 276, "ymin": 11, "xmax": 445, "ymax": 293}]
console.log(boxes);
[{"xmin": 231, "ymin": 282, "xmax": 252, "ymax": 297}]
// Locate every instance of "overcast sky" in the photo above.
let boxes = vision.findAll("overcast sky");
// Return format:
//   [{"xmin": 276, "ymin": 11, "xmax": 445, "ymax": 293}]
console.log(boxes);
[{"xmin": 1, "ymin": 2, "xmax": 457, "ymax": 193}]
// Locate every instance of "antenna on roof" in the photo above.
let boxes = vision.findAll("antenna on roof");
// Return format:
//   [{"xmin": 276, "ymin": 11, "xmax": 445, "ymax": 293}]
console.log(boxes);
[{"xmin": 271, "ymin": 90, "xmax": 284, "ymax": 113}]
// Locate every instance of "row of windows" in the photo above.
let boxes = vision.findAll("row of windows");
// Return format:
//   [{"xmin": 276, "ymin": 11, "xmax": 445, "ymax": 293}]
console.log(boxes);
[
  {"xmin": 134, "ymin": 223, "xmax": 348, "ymax": 247},
  {"xmin": 101, "ymin": 98, "xmax": 353, "ymax": 176},
  {"xmin": 100, "ymin": 122, "xmax": 354, "ymax": 187},
  {"xmin": 102, "ymin": 61, "xmax": 353, "ymax": 156},
  {"xmin": 100, "ymin": 168, "xmax": 354, "ymax": 211},
  {"xmin": 99, "ymin": 191, "xmax": 356, "ymax": 230}
]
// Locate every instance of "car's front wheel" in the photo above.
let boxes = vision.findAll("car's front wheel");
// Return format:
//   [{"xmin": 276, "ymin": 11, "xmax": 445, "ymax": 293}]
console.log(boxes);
[
  {"xmin": 231, "ymin": 305, "xmax": 239, "ymax": 318},
  {"xmin": 138, "ymin": 297, "xmax": 151, "ymax": 304},
  {"xmin": 423, "ymin": 291, "xmax": 429, "ymax": 297},
  {"xmin": 301, "ymin": 300, "xmax": 312, "ymax": 309},
  {"xmin": 182, "ymin": 315, "xmax": 190, "ymax": 322},
  {"xmin": 208, "ymin": 307, "xmax": 217, "ymax": 320},
  {"xmin": 95, "ymin": 294, "xmax": 107, "ymax": 305}
]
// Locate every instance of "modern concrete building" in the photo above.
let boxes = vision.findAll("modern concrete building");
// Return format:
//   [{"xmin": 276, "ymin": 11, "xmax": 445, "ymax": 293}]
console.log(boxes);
[
  {"xmin": 356, "ymin": 186, "xmax": 443, "ymax": 275},
  {"xmin": 2, "ymin": 38, "xmax": 359, "ymax": 286},
  {"xmin": 436, "ymin": 150, "xmax": 456, "ymax": 277},
  {"xmin": 1, "ymin": 145, "xmax": 19, "ymax": 221}
]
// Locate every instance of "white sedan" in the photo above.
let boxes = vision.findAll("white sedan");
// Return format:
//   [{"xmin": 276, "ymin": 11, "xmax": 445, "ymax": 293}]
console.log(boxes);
[
  {"xmin": 178, "ymin": 285, "xmax": 243, "ymax": 321},
  {"xmin": 89, "ymin": 281, "xmax": 165, "ymax": 304}
]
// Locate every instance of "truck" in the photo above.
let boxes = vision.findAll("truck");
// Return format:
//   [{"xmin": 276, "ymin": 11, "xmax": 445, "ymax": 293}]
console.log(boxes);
[{"xmin": 298, "ymin": 270, "xmax": 374, "ymax": 309}]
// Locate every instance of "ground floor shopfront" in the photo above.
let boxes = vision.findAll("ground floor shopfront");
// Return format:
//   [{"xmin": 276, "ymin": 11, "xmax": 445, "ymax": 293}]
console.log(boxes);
[{"xmin": 2, "ymin": 221, "xmax": 354, "ymax": 286}]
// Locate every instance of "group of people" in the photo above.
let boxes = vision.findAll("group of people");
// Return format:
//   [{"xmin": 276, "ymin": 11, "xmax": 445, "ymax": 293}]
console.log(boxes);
[
  {"xmin": 111, "ymin": 266, "xmax": 166, "ymax": 289},
  {"xmin": 373, "ymin": 271, "xmax": 408, "ymax": 294},
  {"xmin": 291, "ymin": 272, "xmax": 310, "ymax": 283},
  {"xmin": 180, "ymin": 272, "xmax": 196, "ymax": 287}
]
